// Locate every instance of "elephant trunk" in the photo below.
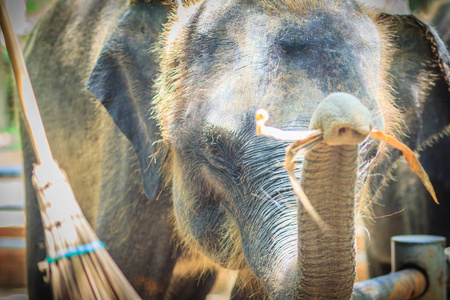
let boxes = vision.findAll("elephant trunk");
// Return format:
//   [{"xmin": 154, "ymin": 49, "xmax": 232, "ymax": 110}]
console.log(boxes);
[
  {"xmin": 231, "ymin": 93, "xmax": 371, "ymax": 299},
  {"xmin": 297, "ymin": 143, "xmax": 357, "ymax": 298},
  {"xmin": 296, "ymin": 93, "xmax": 372, "ymax": 298}
]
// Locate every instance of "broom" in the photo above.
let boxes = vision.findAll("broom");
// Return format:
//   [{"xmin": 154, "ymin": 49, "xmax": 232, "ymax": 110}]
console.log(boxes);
[{"xmin": 0, "ymin": 1, "xmax": 141, "ymax": 299}]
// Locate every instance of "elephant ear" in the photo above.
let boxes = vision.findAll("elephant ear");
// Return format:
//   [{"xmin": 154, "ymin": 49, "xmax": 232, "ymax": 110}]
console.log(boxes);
[
  {"xmin": 86, "ymin": 2, "xmax": 169, "ymax": 200},
  {"xmin": 379, "ymin": 13, "xmax": 450, "ymax": 149},
  {"xmin": 375, "ymin": 13, "xmax": 450, "ymax": 191}
]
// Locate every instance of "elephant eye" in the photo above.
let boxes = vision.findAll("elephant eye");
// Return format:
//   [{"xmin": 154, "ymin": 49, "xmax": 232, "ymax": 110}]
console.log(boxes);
[
  {"xmin": 205, "ymin": 133, "xmax": 224, "ymax": 157},
  {"xmin": 202, "ymin": 128, "xmax": 241, "ymax": 173},
  {"xmin": 207, "ymin": 144, "xmax": 221, "ymax": 158}
]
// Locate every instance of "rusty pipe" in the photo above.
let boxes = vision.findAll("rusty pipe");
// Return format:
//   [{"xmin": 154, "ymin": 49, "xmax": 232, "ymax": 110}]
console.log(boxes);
[{"xmin": 353, "ymin": 268, "xmax": 426, "ymax": 299}]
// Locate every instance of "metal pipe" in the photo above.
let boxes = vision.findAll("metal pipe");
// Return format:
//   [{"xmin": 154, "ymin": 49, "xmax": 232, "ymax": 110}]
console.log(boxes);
[
  {"xmin": 353, "ymin": 268, "xmax": 427, "ymax": 299},
  {"xmin": 392, "ymin": 235, "xmax": 446, "ymax": 299},
  {"xmin": 353, "ymin": 235, "xmax": 446, "ymax": 299}
]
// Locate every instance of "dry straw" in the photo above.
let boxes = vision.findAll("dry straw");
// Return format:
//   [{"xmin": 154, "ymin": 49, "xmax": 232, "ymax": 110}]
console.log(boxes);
[{"xmin": 0, "ymin": 1, "xmax": 141, "ymax": 298}]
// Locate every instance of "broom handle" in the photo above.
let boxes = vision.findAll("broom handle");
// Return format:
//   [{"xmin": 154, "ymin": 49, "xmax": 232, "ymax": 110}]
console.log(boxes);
[{"xmin": 0, "ymin": 0, "xmax": 54, "ymax": 166}]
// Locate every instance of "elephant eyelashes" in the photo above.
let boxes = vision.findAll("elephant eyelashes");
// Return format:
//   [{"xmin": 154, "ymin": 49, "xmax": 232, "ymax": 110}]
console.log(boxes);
[
  {"xmin": 206, "ymin": 143, "xmax": 223, "ymax": 162},
  {"xmin": 203, "ymin": 131, "xmax": 238, "ymax": 170}
]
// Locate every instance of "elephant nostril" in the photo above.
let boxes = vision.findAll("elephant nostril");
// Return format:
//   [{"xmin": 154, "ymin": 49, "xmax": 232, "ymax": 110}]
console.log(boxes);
[{"xmin": 325, "ymin": 126, "xmax": 370, "ymax": 146}]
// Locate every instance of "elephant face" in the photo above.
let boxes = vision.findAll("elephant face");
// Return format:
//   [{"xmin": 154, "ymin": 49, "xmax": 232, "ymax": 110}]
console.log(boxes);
[
  {"xmin": 87, "ymin": 0, "xmax": 450, "ymax": 298},
  {"xmin": 154, "ymin": 1, "xmax": 390, "ymax": 297}
]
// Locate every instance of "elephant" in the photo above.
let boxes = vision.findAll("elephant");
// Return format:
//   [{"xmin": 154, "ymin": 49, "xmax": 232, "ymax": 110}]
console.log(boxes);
[
  {"xmin": 365, "ymin": 0, "xmax": 450, "ymax": 279},
  {"xmin": 21, "ymin": 0, "xmax": 450, "ymax": 299}
]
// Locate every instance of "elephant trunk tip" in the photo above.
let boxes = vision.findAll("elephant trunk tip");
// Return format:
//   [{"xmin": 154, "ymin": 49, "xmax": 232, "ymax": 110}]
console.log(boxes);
[{"xmin": 310, "ymin": 92, "xmax": 373, "ymax": 146}]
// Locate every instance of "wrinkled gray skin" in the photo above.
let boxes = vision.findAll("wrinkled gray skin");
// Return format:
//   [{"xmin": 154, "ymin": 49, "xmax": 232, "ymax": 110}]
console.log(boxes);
[
  {"xmin": 22, "ymin": 0, "xmax": 450, "ymax": 299},
  {"xmin": 366, "ymin": 0, "xmax": 450, "ymax": 280}
]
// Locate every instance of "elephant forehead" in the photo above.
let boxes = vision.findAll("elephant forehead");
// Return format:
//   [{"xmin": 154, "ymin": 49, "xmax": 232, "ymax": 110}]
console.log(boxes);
[
  {"xmin": 203, "ymin": 72, "xmax": 323, "ymax": 132},
  {"xmin": 158, "ymin": 0, "xmax": 391, "ymax": 143},
  {"xmin": 186, "ymin": 4, "xmax": 383, "ymax": 130}
]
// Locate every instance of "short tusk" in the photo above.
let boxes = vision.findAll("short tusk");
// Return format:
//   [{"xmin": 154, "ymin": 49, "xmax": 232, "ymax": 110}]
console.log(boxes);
[
  {"xmin": 256, "ymin": 109, "xmax": 328, "ymax": 232},
  {"xmin": 256, "ymin": 109, "xmax": 322, "ymax": 142}
]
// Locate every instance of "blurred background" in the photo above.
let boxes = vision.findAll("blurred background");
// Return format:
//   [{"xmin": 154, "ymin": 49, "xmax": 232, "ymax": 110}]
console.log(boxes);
[
  {"xmin": 0, "ymin": 0, "xmax": 448, "ymax": 299},
  {"xmin": 1, "ymin": 1, "xmax": 56, "ymax": 298}
]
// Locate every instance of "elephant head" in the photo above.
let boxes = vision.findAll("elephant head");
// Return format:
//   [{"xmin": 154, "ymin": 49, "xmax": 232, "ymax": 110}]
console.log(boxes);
[{"xmin": 86, "ymin": 0, "xmax": 450, "ymax": 298}]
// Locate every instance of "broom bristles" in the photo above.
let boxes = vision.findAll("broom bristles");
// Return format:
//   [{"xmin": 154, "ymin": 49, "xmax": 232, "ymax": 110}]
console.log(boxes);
[{"xmin": 33, "ymin": 162, "xmax": 141, "ymax": 300}]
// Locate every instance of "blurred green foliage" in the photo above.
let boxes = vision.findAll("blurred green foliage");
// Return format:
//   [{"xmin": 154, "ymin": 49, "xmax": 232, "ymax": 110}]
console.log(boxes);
[
  {"xmin": 26, "ymin": 0, "xmax": 53, "ymax": 14},
  {"xmin": 0, "ymin": 46, "xmax": 17, "ymax": 135},
  {"xmin": 1, "ymin": 0, "xmax": 55, "ymax": 139}
]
